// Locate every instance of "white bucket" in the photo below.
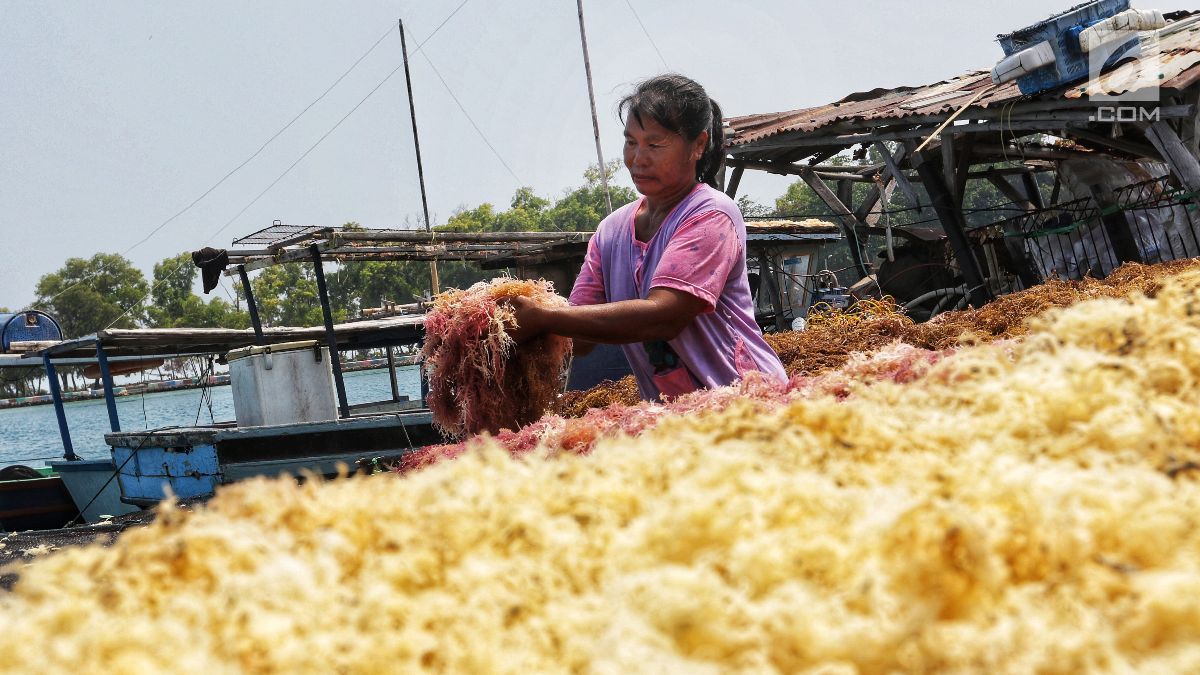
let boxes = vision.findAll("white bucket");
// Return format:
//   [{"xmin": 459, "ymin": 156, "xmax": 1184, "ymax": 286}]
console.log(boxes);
[{"xmin": 227, "ymin": 340, "xmax": 338, "ymax": 427}]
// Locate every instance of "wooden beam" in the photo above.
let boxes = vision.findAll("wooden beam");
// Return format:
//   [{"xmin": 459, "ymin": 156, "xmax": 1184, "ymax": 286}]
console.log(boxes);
[
  {"xmin": 972, "ymin": 143, "xmax": 1107, "ymax": 161},
  {"xmin": 910, "ymin": 150, "xmax": 991, "ymax": 308},
  {"xmin": 855, "ymin": 143, "xmax": 910, "ymax": 223},
  {"xmin": 874, "ymin": 142, "xmax": 922, "ymax": 211},
  {"xmin": 836, "ymin": 179, "xmax": 854, "ymax": 214},
  {"xmin": 1065, "ymin": 127, "xmax": 1162, "ymax": 159},
  {"xmin": 725, "ymin": 165, "xmax": 745, "ymax": 198},
  {"xmin": 1020, "ymin": 172, "xmax": 1045, "ymax": 210},
  {"xmin": 942, "ymin": 132, "xmax": 958, "ymax": 204},
  {"xmin": 954, "ymin": 134, "xmax": 974, "ymax": 209},
  {"xmin": 1141, "ymin": 121, "xmax": 1200, "ymax": 195},
  {"xmin": 987, "ymin": 175, "xmax": 1036, "ymax": 211},
  {"xmin": 797, "ymin": 168, "xmax": 869, "ymax": 277}
]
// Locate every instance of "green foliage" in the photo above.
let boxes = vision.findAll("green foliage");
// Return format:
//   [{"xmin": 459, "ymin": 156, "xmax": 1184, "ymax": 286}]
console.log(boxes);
[
  {"xmin": 248, "ymin": 263, "xmax": 330, "ymax": 327},
  {"xmin": 146, "ymin": 252, "xmax": 249, "ymax": 329},
  {"xmin": 549, "ymin": 161, "xmax": 637, "ymax": 231},
  {"xmin": 34, "ymin": 253, "xmax": 149, "ymax": 338},
  {"xmin": 736, "ymin": 195, "xmax": 773, "ymax": 219},
  {"xmin": 148, "ymin": 253, "xmax": 196, "ymax": 327}
]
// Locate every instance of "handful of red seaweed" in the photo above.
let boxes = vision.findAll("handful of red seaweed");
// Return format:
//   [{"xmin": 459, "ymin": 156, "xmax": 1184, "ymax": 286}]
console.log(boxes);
[{"xmin": 420, "ymin": 278, "xmax": 572, "ymax": 438}]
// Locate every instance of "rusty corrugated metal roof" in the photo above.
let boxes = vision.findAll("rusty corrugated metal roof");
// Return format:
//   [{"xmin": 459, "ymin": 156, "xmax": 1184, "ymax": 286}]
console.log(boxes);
[{"xmin": 727, "ymin": 11, "xmax": 1200, "ymax": 149}]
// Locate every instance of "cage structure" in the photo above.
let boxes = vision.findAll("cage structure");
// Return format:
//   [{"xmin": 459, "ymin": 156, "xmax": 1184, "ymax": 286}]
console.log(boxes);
[
  {"xmin": 975, "ymin": 176, "xmax": 1200, "ymax": 287},
  {"xmin": 0, "ymin": 311, "xmax": 62, "ymax": 353}
]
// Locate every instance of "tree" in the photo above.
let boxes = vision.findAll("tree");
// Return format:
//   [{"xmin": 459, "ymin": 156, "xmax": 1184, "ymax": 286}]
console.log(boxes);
[
  {"xmin": 248, "ymin": 263, "xmax": 328, "ymax": 327},
  {"xmin": 145, "ymin": 251, "xmax": 249, "ymax": 329},
  {"xmin": 736, "ymin": 195, "xmax": 773, "ymax": 219},
  {"xmin": 147, "ymin": 252, "xmax": 196, "ymax": 328},
  {"xmin": 35, "ymin": 253, "xmax": 149, "ymax": 338},
  {"xmin": 546, "ymin": 161, "xmax": 637, "ymax": 231}
]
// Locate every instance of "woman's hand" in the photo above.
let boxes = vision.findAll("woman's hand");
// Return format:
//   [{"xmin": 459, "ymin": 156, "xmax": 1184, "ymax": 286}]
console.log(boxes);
[{"xmin": 506, "ymin": 295, "xmax": 548, "ymax": 344}]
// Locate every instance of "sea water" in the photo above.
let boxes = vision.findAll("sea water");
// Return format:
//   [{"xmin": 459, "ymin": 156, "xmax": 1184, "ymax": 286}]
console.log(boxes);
[{"xmin": 0, "ymin": 366, "xmax": 423, "ymax": 468}]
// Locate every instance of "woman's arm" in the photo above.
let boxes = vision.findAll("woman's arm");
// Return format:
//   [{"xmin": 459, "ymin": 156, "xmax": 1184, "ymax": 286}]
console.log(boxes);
[{"xmin": 509, "ymin": 288, "xmax": 707, "ymax": 345}]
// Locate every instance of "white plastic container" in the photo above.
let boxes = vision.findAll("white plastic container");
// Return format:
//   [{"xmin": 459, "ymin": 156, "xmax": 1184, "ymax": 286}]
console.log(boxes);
[{"xmin": 227, "ymin": 340, "xmax": 338, "ymax": 427}]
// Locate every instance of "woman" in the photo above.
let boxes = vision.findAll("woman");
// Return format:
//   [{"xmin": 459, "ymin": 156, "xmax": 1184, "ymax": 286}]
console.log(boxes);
[{"xmin": 511, "ymin": 74, "xmax": 785, "ymax": 400}]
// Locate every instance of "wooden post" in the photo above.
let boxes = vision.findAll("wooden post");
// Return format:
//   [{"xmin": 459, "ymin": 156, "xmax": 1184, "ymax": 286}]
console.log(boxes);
[
  {"xmin": 725, "ymin": 165, "xmax": 745, "ymax": 199},
  {"xmin": 43, "ymin": 354, "xmax": 78, "ymax": 461},
  {"xmin": 911, "ymin": 150, "xmax": 991, "ymax": 308},
  {"xmin": 984, "ymin": 176, "xmax": 1042, "ymax": 288},
  {"xmin": 310, "ymin": 244, "xmax": 350, "ymax": 418},
  {"xmin": 836, "ymin": 179, "xmax": 854, "ymax": 215},
  {"xmin": 954, "ymin": 135, "xmax": 974, "ymax": 209},
  {"xmin": 1090, "ymin": 183, "xmax": 1144, "ymax": 266},
  {"xmin": 96, "ymin": 344, "xmax": 121, "ymax": 433},
  {"xmin": 758, "ymin": 255, "xmax": 786, "ymax": 332},
  {"xmin": 874, "ymin": 142, "xmax": 922, "ymax": 213},
  {"xmin": 798, "ymin": 168, "xmax": 870, "ymax": 278},
  {"xmin": 238, "ymin": 265, "xmax": 265, "ymax": 345},
  {"xmin": 856, "ymin": 143, "xmax": 911, "ymax": 225},
  {"xmin": 941, "ymin": 132, "xmax": 958, "ymax": 204},
  {"xmin": 399, "ymin": 19, "xmax": 440, "ymax": 297},
  {"xmin": 576, "ymin": 0, "xmax": 613, "ymax": 214},
  {"xmin": 386, "ymin": 347, "xmax": 401, "ymax": 403},
  {"xmin": 1020, "ymin": 172, "xmax": 1045, "ymax": 210}
]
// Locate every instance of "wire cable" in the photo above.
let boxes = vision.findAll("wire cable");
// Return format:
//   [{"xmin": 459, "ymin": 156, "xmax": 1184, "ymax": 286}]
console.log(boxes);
[
  {"xmin": 23, "ymin": 25, "xmax": 399, "ymax": 314},
  {"xmin": 623, "ymin": 0, "xmax": 669, "ymax": 70},
  {"xmin": 416, "ymin": 51, "xmax": 525, "ymax": 187}
]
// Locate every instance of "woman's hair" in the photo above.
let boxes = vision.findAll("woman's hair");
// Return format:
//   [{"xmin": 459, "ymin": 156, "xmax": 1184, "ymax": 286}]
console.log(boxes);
[{"xmin": 618, "ymin": 74, "xmax": 725, "ymax": 189}]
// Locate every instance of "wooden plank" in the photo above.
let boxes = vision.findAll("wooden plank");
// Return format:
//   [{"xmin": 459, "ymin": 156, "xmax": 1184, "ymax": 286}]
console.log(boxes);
[
  {"xmin": 336, "ymin": 231, "xmax": 592, "ymax": 243},
  {"xmin": 797, "ymin": 168, "xmax": 869, "ymax": 276}
]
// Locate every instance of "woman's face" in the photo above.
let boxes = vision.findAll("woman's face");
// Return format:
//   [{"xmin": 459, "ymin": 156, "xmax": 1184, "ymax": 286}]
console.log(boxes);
[{"xmin": 623, "ymin": 113, "xmax": 707, "ymax": 200}]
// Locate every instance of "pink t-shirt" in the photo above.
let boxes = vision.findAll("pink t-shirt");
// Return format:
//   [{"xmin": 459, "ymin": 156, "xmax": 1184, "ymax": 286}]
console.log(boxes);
[
  {"xmin": 569, "ymin": 184, "xmax": 786, "ymax": 400},
  {"xmin": 570, "ymin": 210, "xmax": 738, "ymax": 310}
]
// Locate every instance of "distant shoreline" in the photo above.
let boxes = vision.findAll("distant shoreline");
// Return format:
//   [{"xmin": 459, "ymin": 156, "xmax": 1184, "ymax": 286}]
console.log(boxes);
[{"xmin": 0, "ymin": 356, "xmax": 419, "ymax": 410}]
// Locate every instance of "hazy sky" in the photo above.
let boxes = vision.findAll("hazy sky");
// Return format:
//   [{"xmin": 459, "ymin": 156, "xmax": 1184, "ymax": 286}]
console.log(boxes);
[{"xmin": 4, "ymin": 0, "xmax": 1197, "ymax": 308}]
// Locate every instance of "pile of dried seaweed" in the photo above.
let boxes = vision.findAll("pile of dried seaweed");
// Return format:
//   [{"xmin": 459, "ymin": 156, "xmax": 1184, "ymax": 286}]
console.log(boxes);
[
  {"xmin": 554, "ymin": 259, "xmax": 1200, "ymax": 416},
  {"xmin": 7, "ymin": 266, "xmax": 1200, "ymax": 672},
  {"xmin": 421, "ymin": 278, "xmax": 572, "ymax": 437}
]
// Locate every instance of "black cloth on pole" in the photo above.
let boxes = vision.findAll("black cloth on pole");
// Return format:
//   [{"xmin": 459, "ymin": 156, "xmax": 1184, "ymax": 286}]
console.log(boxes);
[{"xmin": 191, "ymin": 247, "xmax": 229, "ymax": 294}]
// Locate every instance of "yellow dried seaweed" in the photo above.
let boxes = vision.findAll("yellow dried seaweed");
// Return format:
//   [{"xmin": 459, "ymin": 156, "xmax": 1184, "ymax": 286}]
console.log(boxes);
[{"xmin": 3, "ymin": 267, "xmax": 1200, "ymax": 672}]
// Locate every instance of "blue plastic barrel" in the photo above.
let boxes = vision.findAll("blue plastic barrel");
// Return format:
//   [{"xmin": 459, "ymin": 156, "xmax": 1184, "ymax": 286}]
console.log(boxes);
[{"xmin": 0, "ymin": 311, "xmax": 62, "ymax": 352}]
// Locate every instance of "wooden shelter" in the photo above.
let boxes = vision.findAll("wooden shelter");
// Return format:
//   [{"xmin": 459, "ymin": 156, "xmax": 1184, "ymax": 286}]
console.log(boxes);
[{"xmin": 723, "ymin": 10, "xmax": 1200, "ymax": 309}]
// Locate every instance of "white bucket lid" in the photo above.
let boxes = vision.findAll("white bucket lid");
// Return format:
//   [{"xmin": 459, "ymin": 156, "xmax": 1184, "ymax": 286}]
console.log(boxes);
[{"xmin": 226, "ymin": 340, "xmax": 323, "ymax": 363}]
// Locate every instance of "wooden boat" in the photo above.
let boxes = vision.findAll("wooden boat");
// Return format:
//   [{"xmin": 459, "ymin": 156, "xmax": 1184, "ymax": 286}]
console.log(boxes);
[
  {"xmin": 105, "ymin": 412, "xmax": 440, "ymax": 506},
  {"xmin": 0, "ymin": 468, "xmax": 76, "ymax": 532}
]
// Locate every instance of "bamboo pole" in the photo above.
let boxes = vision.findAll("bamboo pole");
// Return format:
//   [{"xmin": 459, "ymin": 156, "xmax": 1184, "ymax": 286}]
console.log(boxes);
[
  {"xmin": 399, "ymin": 19, "xmax": 440, "ymax": 296},
  {"xmin": 577, "ymin": 0, "xmax": 613, "ymax": 214}
]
